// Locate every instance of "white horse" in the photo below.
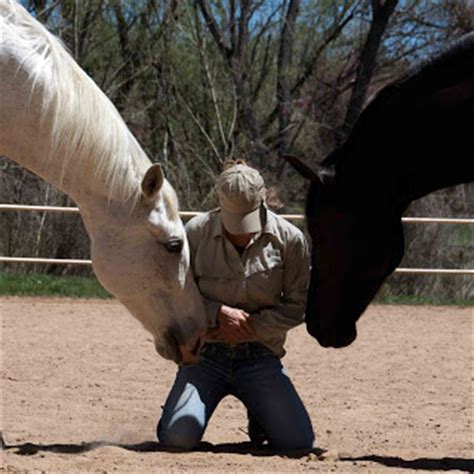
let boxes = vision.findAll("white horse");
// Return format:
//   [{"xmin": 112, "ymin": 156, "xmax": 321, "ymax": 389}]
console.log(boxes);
[{"xmin": 0, "ymin": 1, "xmax": 207, "ymax": 364}]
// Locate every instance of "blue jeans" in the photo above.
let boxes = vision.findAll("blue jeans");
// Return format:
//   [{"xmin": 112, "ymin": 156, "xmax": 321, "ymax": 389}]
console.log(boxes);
[{"xmin": 157, "ymin": 342, "xmax": 314, "ymax": 451}]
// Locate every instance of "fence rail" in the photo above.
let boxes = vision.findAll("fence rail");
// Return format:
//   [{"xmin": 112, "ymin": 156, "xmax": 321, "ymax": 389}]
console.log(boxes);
[
  {"xmin": 2, "ymin": 204, "xmax": 474, "ymax": 224},
  {"xmin": 1, "ymin": 204, "xmax": 473, "ymax": 275}
]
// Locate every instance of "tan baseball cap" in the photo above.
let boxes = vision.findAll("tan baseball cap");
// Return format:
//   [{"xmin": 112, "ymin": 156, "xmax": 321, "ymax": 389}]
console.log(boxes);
[{"xmin": 216, "ymin": 163, "xmax": 266, "ymax": 234}]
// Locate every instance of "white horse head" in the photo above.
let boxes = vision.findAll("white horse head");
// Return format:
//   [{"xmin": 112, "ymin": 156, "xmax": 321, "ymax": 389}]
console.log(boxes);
[{"xmin": 0, "ymin": 0, "xmax": 207, "ymax": 364}]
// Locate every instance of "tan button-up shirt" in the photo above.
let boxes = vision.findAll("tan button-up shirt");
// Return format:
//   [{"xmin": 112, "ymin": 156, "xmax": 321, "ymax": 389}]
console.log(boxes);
[{"xmin": 185, "ymin": 209, "xmax": 310, "ymax": 357}]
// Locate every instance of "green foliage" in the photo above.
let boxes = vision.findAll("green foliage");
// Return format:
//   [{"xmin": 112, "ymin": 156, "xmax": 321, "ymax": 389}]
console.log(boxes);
[
  {"xmin": 0, "ymin": 272, "xmax": 469, "ymax": 304},
  {"xmin": 374, "ymin": 282, "xmax": 473, "ymax": 306},
  {"xmin": 453, "ymin": 224, "xmax": 474, "ymax": 246},
  {"xmin": 0, "ymin": 273, "xmax": 111, "ymax": 299},
  {"xmin": 374, "ymin": 293, "xmax": 473, "ymax": 306}
]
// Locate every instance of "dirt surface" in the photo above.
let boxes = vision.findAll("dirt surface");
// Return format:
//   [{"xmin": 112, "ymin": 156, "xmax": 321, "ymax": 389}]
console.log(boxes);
[{"xmin": 1, "ymin": 297, "xmax": 472, "ymax": 473}]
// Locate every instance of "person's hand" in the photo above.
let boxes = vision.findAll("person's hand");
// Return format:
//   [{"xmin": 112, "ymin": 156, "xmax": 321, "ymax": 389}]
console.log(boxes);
[{"xmin": 208, "ymin": 305, "xmax": 255, "ymax": 344}]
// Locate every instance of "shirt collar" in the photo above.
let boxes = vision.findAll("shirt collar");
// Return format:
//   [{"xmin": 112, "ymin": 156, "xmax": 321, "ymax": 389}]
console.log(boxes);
[
  {"xmin": 210, "ymin": 211, "xmax": 225, "ymax": 239},
  {"xmin": 261, "ymin": 209, "xmax": 280, "ymax": 238}
]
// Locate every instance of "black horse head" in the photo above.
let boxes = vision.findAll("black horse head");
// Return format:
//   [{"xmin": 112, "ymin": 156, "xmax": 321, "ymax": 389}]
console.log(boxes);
[{"xmin": 286, "ymin": 33, "xmax": 474, "ymax": 348}]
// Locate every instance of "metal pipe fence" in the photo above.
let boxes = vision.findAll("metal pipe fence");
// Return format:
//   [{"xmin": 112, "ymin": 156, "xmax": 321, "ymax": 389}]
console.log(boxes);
[{"xmin": 1, "ymin": 204, "xmax": 473, "ymax": 275}]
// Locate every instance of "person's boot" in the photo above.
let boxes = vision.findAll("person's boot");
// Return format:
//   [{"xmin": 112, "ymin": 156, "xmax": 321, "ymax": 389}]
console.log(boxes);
[{"xmin": 247, "ymin": 412, "xmax": 267, "ymax": 447}]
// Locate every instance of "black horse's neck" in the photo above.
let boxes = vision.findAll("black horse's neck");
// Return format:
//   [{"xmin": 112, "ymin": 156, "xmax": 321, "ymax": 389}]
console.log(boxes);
[{"xmin": 328, "ymin": 32, "xmax": 474, "ymax": 210}]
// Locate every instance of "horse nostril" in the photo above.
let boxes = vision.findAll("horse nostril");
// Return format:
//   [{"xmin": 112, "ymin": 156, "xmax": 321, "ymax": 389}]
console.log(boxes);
[
  {"xmin": 177, "ymin": 334, "xmax": 204, "ymax": 366},
  {"xmin": 162, "ymin": 327, "xmax": 204, "ymax": 365},
  {"xmin": 159, "ymin": 329, "xmax": 181, "ymax": 363}
]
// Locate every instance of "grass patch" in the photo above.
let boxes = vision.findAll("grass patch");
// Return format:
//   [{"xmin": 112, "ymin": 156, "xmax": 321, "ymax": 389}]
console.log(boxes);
[
  {"xmin": 374, "ymin": 294, "xmax": 472, "ymax": 306},
  {"xmin": 374, "ymin": 290, "xmax": 473, "ymax": 306},
  {"xmin": 0, "ymin": 273, "xmax": 471, "ymax": 305},
  {"xmin": 0, "ymin": 273, "xmax": 111, "ymax": 298}
]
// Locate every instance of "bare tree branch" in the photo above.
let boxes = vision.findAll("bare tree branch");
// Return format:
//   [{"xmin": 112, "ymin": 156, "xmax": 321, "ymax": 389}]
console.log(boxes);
[
  {"xmin": 276, "ymin": 0, "xmax": 300, "ymax": 160},
  {"xmin": 339, "ymin": 0, "xmax": 399, "ymax": 141}
]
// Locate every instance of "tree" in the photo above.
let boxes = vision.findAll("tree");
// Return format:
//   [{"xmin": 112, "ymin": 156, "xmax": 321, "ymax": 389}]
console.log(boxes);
[{"xmin": 3, "ymin": 0, "xmax": 471, "ymax": 298}]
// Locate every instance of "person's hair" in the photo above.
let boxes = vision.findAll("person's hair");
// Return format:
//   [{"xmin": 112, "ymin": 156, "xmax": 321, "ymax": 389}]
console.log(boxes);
[
  {"xmin": 266, "ymin": 187, "xmax": 284, "ymax": 210},
  {"xmin": 222, "ymin": 158, "xmax": 247, "ymax": 170}
]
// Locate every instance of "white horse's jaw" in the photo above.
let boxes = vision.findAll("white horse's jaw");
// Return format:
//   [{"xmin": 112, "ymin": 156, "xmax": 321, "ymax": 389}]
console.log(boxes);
[{"xmin": 117, "ymin": 278, "xmax": 207, "ymax": 364}]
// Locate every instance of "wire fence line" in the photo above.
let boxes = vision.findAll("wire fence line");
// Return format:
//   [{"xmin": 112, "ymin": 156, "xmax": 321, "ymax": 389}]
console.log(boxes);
[
  {"xmin": 1, "ymin": 204, "xmax": 473, "ymax": 274},
  {"xmin": 1, "ymin": 204, "xmax": 474, "ymax": 224}
]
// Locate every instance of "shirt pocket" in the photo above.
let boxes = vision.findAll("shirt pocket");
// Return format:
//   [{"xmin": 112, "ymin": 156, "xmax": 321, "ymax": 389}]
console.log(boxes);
[
  {"xmin": 193, "ymin": 244, "xmax": 238, "ymax": 304},
  {"xmin": 247, "ymin": 248, "xmax": 284, "ymax": 306},
  {"xmin": 195, "ymin": 274, "xmax": 239, "ymax": 306}
]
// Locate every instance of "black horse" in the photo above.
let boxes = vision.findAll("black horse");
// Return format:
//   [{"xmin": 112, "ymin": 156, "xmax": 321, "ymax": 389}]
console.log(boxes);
[{"xmin": 286, "ymin": 33, "xmax": 474, "ymax": 348}]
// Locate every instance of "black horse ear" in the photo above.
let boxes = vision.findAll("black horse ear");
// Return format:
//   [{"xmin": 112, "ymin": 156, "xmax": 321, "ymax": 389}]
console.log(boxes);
[
  {"xmin": 318, "ymin": 163, "xmax": 336, "ymax": 184},
  {"xmin": 283, "ymin": 154, "xmax": 327, "ymax": 183}
]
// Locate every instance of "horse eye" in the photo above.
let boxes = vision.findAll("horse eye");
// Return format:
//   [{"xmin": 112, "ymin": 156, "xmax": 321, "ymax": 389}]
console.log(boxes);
[{"xmin": 164, "ymin": 239, "xmax": 183, "ymax": 254}]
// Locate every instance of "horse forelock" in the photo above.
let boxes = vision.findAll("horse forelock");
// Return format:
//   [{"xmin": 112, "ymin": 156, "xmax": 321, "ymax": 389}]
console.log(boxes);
[
  {"xmin": 162, "ymin": 181, "xmax": 180, "ymax": 222},
  {"xmin": 3, "ymin": 1, "xmax": 150, "ymax": 203}
]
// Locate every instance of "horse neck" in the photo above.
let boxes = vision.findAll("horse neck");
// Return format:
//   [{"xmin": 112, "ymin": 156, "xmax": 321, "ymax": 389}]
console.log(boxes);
[
  {"xmin": 0, "ymin": 31, "xmax": 150, "ymax": 210},
  {"xmin": 2, "ymin": 97, "xmax": 148, "ymax": 211}
]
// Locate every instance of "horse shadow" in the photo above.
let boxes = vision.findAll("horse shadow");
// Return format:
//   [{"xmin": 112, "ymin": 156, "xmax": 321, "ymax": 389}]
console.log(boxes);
[{"xmin": 2, "ymin": 439, "xmax": 473, "ymax": 472}]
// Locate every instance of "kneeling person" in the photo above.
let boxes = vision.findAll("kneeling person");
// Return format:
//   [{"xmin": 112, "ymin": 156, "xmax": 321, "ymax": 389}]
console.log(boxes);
[{"xmin": 157, "ymin": 161, "xmax": 314, "ymax": 450}]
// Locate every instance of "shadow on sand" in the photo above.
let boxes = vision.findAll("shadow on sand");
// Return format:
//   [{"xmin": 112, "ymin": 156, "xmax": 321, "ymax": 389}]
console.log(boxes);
[
  {"xmin": 2, "ymin": 437, "xmax": 473, "ymax": 472},
  {"xmin": 2, "ymin": 438, "xmax": 314, "ymax": 457},
  {"xmin": 340, "ymin": 454, "xmax": 473, "ymax": 472},
  {"xmin": 1, "ymin": 437, "xmax": 326, "ymax": 459}
]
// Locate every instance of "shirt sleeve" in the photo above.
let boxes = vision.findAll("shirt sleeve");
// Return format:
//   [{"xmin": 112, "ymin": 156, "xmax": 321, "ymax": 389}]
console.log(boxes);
[
  {"xmin": 248, "ymin": 231, "xmax": 310, "ymax": 340},
  {"xmin": 185, "ymin": 216, "xmax": 221, "ymax": 328}
]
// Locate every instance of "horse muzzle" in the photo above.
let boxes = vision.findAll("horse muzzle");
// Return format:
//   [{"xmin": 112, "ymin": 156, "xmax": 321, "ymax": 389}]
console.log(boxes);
[{"xmin": 306, "ymin": 318, "xmax": 357, "ymax": 348}]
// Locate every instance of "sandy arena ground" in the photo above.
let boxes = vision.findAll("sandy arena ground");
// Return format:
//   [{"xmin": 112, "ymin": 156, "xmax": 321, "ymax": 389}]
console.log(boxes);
[{"xmin": 0, "ymin": 297, "xmax": 472, "ymax": 473}]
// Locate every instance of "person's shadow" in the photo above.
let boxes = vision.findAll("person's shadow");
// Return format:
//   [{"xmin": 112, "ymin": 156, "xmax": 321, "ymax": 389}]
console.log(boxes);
[{"xmin": 2, "ymin": 438, "xmax": 473, "ymax": 472}]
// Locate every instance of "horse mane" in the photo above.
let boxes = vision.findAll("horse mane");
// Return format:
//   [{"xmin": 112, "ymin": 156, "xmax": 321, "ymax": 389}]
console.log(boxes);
[
  {"xmin": 362, "ymin": 33, "xmax": 473, "ymax": 123},
  {"xmin": 395, "ymin": 32, "xmax": 474, "ymax": 91},
  {"xmin": 5, "ymin": 1, "xmax": 151, "ymax": 202}
]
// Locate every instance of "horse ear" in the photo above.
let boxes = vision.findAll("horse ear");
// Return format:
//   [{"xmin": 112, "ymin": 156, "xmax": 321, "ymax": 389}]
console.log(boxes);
[
  {"xmin": 141, "ymin": 163, "xmax": 164, "ymax": 200},
  {"xmin": 318, "ymin": 163, "xmax": 336, "ymax": 184},
  {"xmin": 283, "ymin": 154, "xmax": 323, "ymax": 183}
]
